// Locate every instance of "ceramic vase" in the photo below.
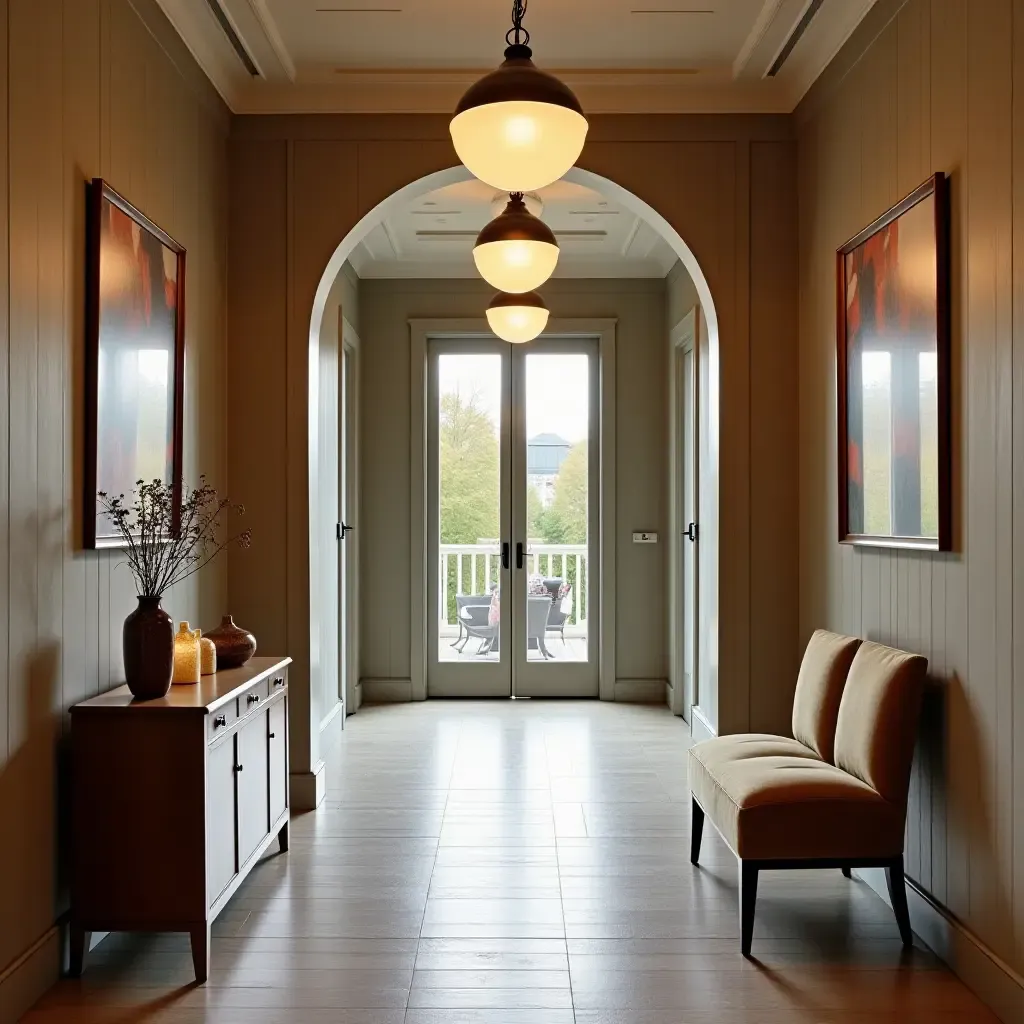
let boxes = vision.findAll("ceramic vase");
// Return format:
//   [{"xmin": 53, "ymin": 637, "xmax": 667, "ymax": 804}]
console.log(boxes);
[
  {"xmin": 200, "ymin": 633, "xmax": 217, "ymax": 675},
  {"xmin": 205, "ymin": 615, "xmax": 257, "ymax": 669},
  {"xmin": 172, "ymin": 622, "xmax": 201, "ymax": 684},
  {"xmin": 123, "ymin": 596, "xmax": 174, "ymax": 700}
]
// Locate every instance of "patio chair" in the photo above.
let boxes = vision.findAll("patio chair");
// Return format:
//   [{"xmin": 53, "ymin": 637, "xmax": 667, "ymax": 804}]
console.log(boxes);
[
  {"xmin": 539, "ymin": 578, "xmax": 573, "ymax": 642},
  {"xmin": 457, "ymin": 599, "xmax": 497, "ymax": 655},
  {"xmin": 453, "ymin": 593, "xmax": 493, "ymax": 650},
  {"xmin": 527, "ymin": 595, "xmax": 554, "ymax": 659}
]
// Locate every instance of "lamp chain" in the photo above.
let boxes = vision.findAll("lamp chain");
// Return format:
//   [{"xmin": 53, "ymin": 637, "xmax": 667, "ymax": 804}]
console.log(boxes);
[{"xmin": 506, "ymin": 0, "xmax": 530, "ymax": 48}]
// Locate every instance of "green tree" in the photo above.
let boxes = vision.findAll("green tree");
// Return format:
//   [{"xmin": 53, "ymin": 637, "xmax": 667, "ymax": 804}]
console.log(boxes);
[
  {"xmin": 541, "ymin": 442, "xmax": 588, "ymax": 544},
  {"xmin": 439, "ymin": 391, "xmax": 499, "ymax": 544}
]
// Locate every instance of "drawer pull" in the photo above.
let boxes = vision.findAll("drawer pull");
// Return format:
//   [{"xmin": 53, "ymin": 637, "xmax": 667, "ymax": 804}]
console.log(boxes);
[
  {"xmin": 213, "ymin": 715, "xmax": 227, "ymax": 728},
  {"xmin": 273, "ymin": 678, "xmax": 285, "ymax": 688},
  {"xmin": 269, "ymin": 732, "xmax": 276, "ymax": 739},
  {"xmin": 234, "ymin": 763, "xmax": 243, "ymax": 773},
  {"xmin": 247, "ymin": 693, "xmax": 261, "ymax": 705}
]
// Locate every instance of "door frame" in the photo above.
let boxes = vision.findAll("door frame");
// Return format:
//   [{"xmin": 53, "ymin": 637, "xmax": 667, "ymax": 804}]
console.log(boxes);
[
  {"xmin": 410, "ymin": 317, "xmax": 617, "ymax": 702},
  {"xmin": 341, "ymin": 314, "xmax": 361, "ymax": 713},
  {"xmin": 669, "ymin": 308, "xmax": 699, "ymax": 721}
]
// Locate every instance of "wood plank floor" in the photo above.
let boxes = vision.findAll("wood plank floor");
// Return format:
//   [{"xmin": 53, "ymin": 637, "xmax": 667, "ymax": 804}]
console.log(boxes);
[{"xmin": 25, "ymin": 700, "xmax": 1000, "ymax": 1022}]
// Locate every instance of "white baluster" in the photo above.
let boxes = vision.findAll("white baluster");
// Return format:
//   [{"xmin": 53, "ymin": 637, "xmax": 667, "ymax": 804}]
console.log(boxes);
[{"xmin": 457, "ymin": 553, "xmax": 463, "ymax": 595}]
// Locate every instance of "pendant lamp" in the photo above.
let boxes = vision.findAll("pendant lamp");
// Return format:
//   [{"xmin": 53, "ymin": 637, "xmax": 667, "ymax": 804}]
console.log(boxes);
[
  {"xmin": 486, "ymin": 290, "xmax": 550, "ymax": 344},
  {"xmin": 451, "ymin": 0, "xmax": 588, "ymax": 193},
  {"xmin": 474, "ymin": 193, "xmax": 559, "ymax": 293}
]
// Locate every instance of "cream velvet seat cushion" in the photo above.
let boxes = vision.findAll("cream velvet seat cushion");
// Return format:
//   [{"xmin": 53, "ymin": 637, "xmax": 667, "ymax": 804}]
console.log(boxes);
[{"xmin": 688, "ymin": 735, "xmax": 904, "ymax": 860}]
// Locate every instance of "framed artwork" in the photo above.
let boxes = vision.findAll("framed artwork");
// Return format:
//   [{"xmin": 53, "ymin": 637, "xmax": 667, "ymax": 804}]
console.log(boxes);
[
  {"xmin": 84, "ymin": 179, "xmax": 186, "ymax": 549},
  {"xmin": 836, "ymin": 172, "xmax": 951, "ymax": 551}
]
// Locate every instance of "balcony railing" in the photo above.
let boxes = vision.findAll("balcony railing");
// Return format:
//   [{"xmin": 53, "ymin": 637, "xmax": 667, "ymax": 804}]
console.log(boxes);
[{"xmin": 439, "ymin": 543, "xmax": 588, "ymax": 635}]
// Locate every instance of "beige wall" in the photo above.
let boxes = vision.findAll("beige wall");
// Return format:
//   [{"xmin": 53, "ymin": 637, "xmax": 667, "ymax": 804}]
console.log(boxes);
[
  {"xmin": 0, "ymin": 0, "xmax": 229, "ymax": 1017},
  {"xmin": 359, "ymin": 277, "xmax": 669, "ymax": 687},
  {"xmin": 227, "ymin": 115, "xmax": 800, "ymax": 769},
  {"xmin": 798, "ymin": 0, "xmax": 1024, "ymax": 1000}
]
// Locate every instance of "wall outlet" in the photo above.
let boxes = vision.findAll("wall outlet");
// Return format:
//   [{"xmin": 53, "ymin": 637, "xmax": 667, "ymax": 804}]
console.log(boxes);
[{"xmin": 632, "ymin": 532, "xmax": 658, "ymax": 543}]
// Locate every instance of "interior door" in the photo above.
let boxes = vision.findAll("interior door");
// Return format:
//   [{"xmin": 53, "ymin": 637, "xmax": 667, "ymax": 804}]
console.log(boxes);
[
  {"xmin": 427, "ymin": 338, "xmax": 512, "ymax": 697},
  {"xmin": 511, "ymin": 339, "xmax": 600, "ymax": 698}
]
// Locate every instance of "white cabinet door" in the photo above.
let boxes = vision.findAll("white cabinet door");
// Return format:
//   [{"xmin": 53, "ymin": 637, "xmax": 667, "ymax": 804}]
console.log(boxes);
[
  {"xmin": 207, "ymin": 735, "xmax": 237, "ymax": 905},
  {"xmin": 236, "ymin": 708, "xmax": 269, "ymax": 866},
  {"xmin": 269, "ymin": 697, "xmax": 288, "ymax": 826}
]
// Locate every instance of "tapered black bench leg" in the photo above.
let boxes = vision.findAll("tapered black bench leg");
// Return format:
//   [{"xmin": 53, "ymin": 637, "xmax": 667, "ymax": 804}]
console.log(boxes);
[
  {"xmin": 690, "ymin": 797, "xmax": 704, "ymax": 865},
  {"xmin": 885, "ymin": 855, "xmax": 913, "ymax": 947},
  {"xmin": 740, "ymin": 861, "xmax": 759, "ymax": 957}
]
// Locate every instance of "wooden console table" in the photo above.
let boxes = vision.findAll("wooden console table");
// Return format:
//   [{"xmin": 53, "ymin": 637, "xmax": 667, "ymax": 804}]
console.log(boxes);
[{"xmin": 70, "ymin": 656, "xmax": 292, "ymax": 982}]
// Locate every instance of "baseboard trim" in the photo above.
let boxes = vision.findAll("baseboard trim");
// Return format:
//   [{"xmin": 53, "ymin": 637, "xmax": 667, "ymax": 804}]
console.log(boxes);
[
  {"xmin": 0, "ymin": 925, "xmax": 61, "ymax": 1022},
  {"xmin": 856, "ymin": 868, "xmax": 1024, "ymax": 1024},
  {"xmin": 290, "ymin": 759, "xmax": 327, "ymax": 811},
  {"xmin": 613, "ymin": 678, "xmax": 668, "ymax": 704},
  {"xmin": 319, "ymin": 700, "xmax": 344, "ymax": 757},
  {"xmin": 353, "ymin": 682, "xmax": 363, "ymax": 712},
  {"xmin": 362, "ymin": 678, "xmax": 413, "ymax": 703},
  {"xmin": 690, "ymin": 705, "xmax": 716, "ymax": 743}
]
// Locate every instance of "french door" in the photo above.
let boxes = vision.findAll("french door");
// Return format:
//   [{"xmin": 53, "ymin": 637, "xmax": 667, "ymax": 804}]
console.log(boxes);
[{"xmin": 426, "ymin": 335, "xmax": 599, "ymax": 698}]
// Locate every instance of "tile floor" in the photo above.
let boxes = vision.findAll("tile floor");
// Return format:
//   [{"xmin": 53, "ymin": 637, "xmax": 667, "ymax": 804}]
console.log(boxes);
[{"xmin": 26, "ymin": 700, "xmax": 1000, "ymax": 1023}]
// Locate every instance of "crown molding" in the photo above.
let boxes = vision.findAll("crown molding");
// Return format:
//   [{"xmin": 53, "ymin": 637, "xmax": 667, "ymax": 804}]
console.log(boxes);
[{"xmin": 231, "ymin": 68, "xmax": 796, "ymax": 115}]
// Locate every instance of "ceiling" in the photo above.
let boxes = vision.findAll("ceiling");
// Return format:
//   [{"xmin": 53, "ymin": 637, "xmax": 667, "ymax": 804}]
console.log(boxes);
[
  {"xmin": 349, "ymin": 177, "xmax": 678, "ymax": 280},
  {"xmin": 157, "ymin": 0, "xmax": 878, "ymax": 114}
]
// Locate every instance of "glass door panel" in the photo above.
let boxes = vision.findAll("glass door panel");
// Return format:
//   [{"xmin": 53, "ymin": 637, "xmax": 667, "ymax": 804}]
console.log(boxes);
[
  {"xmin": 427, "ymin": 341, "xmax": 511, "ymax": 697},
  {"xmin": 512, "ymin": 340, "xmax": 599, "ymax": 698}
]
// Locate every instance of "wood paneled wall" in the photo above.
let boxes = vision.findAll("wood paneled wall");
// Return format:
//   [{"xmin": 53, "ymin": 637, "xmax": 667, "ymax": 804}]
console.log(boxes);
[
  {"xmin": 227, "ymin": 115, "xmax": 800, "ymax": 774},
  {"xmin": 0, "ymin": 0, "xmax": 229, "ymax": 1014},
  {"xmin": 798, "ymin": 0, "xmax": 1024, "ymax": 983}
]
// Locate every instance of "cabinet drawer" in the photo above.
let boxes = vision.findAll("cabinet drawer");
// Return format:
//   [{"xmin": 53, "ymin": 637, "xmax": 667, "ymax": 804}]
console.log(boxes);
[
  {"xmin": 241, "ymin": 678, "xmax": 270, "ymax": 716},
  {"xmin": 208, "ymin": 702, "xmax": 238, "ymax": 741}
]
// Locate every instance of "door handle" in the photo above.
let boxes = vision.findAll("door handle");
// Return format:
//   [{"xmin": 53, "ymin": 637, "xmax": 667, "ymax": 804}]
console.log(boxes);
[
  {"xmin": 338, "ymin": 522, "xmax": 355, "ymax": 540},
  {"xmin": 685, "ymin": 522, "xmax": 698, "ymax": 542},
  {"xmin": 516, "ymin": 542, "xmax": 525, "ymax": 570},
  {"xmin": 501, "ymin": 542, "xmax": 510, "ymax": 570}
]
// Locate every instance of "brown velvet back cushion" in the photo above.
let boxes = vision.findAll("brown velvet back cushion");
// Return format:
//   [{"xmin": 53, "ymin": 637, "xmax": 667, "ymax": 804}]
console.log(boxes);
[
  {"xmin": 834, "ymin": 641, "xmax": 928, "ymax": 804},
  {"xmin": 791, "ymin": 629, "xmax": 862, "ymax": 763}
]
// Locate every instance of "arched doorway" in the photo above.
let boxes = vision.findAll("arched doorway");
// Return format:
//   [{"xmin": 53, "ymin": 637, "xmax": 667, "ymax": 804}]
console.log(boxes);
[{"xmin": 305, "ymin": 164, "xmax": 720, "ymax": 734}]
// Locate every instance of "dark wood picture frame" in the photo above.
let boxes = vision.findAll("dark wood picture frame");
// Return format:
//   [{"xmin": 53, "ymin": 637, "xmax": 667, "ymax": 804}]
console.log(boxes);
[
  {"xmin": 836, "ymin": 171, "xmax": 951, "ymax": 551},
  {"xmin": 83, "ymin": 178, "xmax": 186, "ymax": 549}
]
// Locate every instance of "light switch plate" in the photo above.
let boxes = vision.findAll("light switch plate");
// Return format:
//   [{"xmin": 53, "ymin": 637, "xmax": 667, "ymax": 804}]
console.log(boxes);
[{"xmin": 632, "ymin": 532, "xmax": 658, "ymax": 543}]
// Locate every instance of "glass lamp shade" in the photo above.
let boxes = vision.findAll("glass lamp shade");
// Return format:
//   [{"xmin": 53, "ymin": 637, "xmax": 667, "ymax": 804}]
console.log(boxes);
[
  {"xmin": 473, "ymin": 193, "xmax": 559, "ymax": 293},
  {"xmin": 486, "ymin": 290, "xmax": 550, "ymax": 344},
  {"xmin": 451, "ymin": 45, "xmax": 588, "ymax": 193}
]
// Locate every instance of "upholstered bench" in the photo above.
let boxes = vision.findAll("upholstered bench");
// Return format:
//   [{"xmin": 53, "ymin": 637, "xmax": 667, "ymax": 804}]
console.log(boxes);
[{"xmin": 689, "ymin": 630, "xmax": 927, "ymax": 956}]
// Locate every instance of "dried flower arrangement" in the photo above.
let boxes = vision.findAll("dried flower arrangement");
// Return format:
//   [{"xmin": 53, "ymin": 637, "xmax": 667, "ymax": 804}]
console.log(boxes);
[{"xmin": 98, "ymin": 477, "xmax": 252, "ymax": 598}]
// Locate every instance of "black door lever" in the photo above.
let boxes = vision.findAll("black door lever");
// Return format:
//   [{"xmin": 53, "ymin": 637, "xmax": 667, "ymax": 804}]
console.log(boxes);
[
  {"xmin": 501, "ymin": 542, "xmax": 510, "ymax": 570},
  {"xmin": 516, "ymin": 542, "xmax": 525, "ymax": 570},
  {"xmin": 685, "ymin": 522, "xmax": 698, "ymax": 542}
]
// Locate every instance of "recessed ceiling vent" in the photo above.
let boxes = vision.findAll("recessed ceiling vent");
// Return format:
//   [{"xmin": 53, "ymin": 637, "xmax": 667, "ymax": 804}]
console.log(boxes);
[
  {"xmin": 204, "ymin": 0, "xmax": 261, "ymax": 77},
  {"xmin": 766, "ymin": 0, "xmax": 825, "ymax": 77}
]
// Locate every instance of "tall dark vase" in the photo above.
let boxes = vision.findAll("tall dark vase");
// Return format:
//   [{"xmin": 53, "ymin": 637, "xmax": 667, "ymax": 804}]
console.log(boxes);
[{"xmin": 123, "ymin": 596, "xmax": 174, "ymax": 700}]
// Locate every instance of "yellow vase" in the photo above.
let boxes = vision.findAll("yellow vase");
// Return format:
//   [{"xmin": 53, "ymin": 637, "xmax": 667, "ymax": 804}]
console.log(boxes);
[
  {"xmin": 172, "ymin": 621, "xmax": 201, "ymax": 685},
  {"xmin": 199, "ymin": 632, "xmax": 217, "ymax": 675}
]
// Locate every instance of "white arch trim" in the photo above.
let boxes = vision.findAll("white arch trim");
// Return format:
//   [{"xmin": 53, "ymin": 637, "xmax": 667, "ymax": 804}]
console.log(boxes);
[
  {"xmin": 308, "ymin": 165, "xmax": 719, "ymax": 346},
  {"xmin": 305, "ymin": 164, "xmax": 720, "ymax": 728}
]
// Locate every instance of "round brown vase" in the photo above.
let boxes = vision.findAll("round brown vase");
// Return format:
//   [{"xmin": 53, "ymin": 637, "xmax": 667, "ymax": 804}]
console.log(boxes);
[
  {"xmin": 205, "ymin": 615, "xmax": 257, "ymax": 669},
  {"xmin": 123, "ymin": 596, "xmax": 174, "ymax": 700}
]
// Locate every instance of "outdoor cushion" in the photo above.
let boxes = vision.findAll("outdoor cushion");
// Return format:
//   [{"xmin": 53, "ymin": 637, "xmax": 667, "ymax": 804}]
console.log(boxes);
[
  {"xmin": 689, "ymin": 738, "xmax": 904, "ymax": 861},
  {"xmin": 790, "ymin": 629, "xmax": 862, "ymax": 763}
]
